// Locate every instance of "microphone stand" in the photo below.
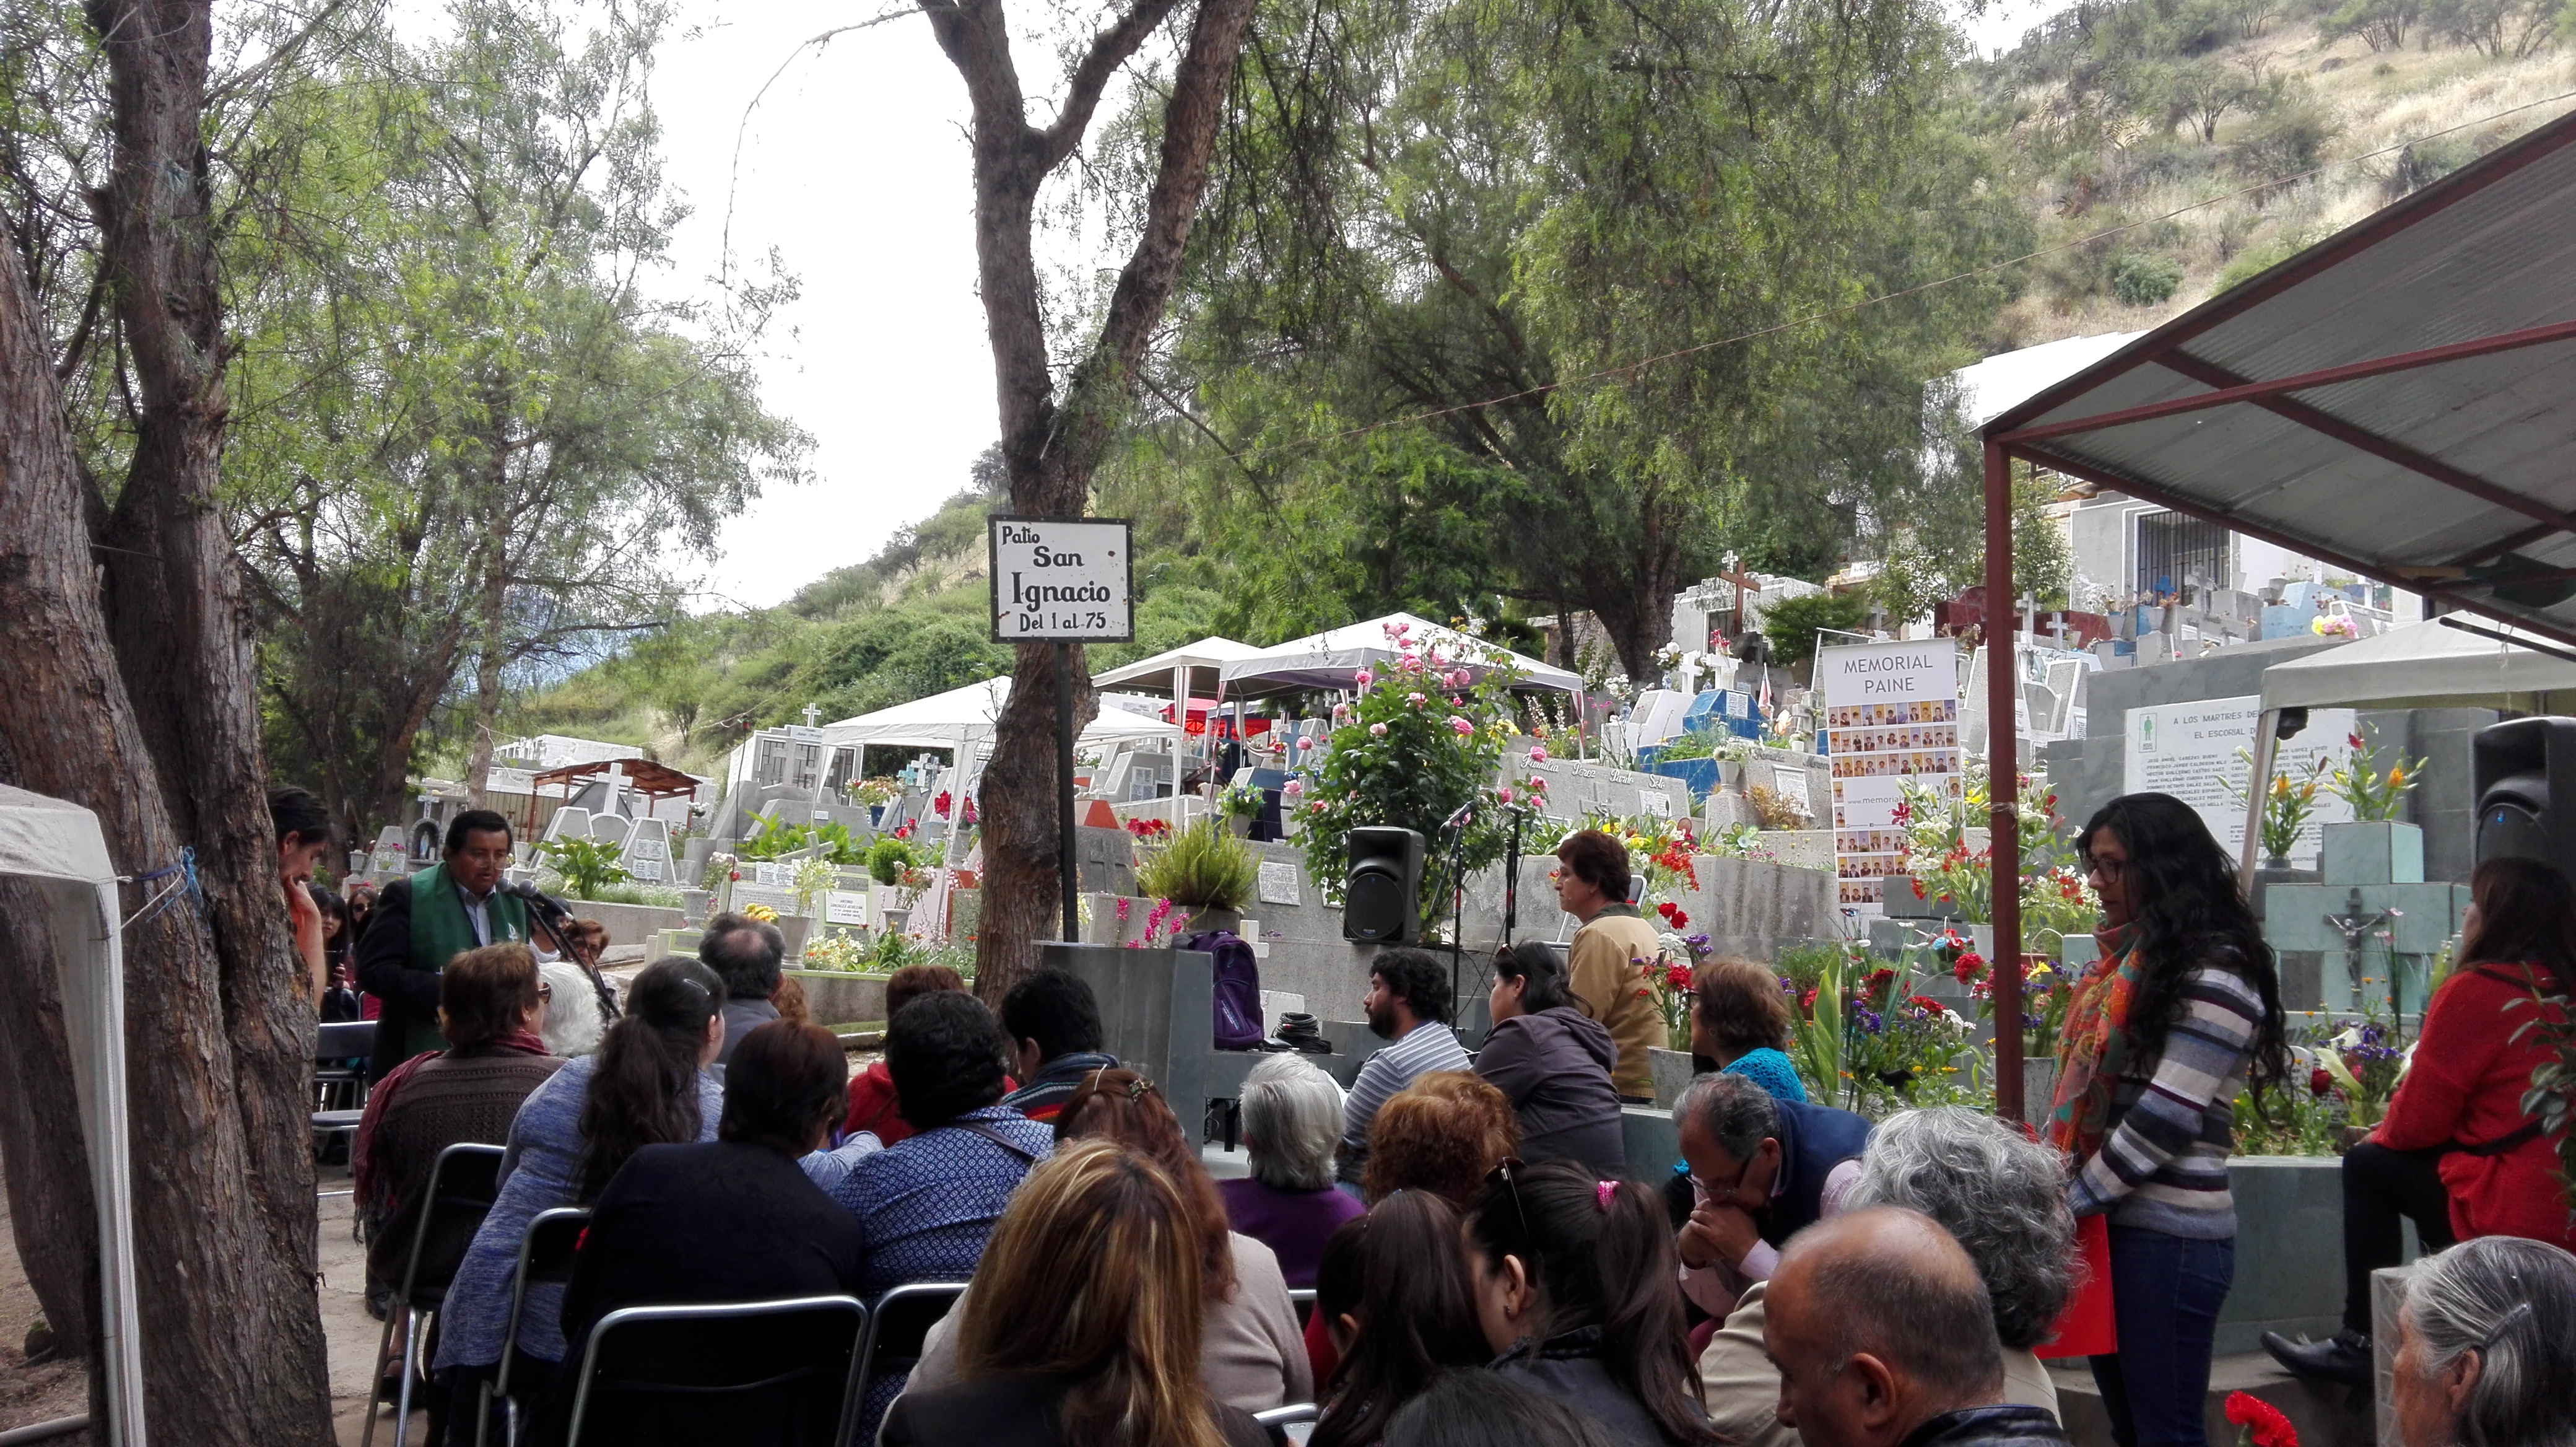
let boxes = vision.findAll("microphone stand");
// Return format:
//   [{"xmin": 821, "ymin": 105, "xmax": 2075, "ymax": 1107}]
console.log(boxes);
[
  {"xmin": 1502, "ymin": 805, "xmax": 1526, "ymax": 947},
  {"xmin": 1443, "ymin": 801, "xmax": 1475, "ymax": 1017},
  {"xmin": 522, "ymin": 890, "xmax": 622, "ymax": 1023}
]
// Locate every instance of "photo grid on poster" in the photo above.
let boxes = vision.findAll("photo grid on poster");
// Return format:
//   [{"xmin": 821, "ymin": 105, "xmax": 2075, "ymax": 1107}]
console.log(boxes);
[{"xmin": 1816, "ymin": 637, "xmax": 1965, "ymax": 916}]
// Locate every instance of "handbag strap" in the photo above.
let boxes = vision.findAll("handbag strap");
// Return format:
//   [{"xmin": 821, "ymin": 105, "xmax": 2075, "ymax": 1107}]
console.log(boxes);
[{"xmin": 947, "ymin": 1116, "xmax": 1041, "ymax": 1162}]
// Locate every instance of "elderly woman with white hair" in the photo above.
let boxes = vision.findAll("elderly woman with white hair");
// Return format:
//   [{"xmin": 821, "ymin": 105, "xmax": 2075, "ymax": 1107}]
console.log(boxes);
[
  {"xmin": 2391, "ymin": 1236, "xmax": 2576, "ymax": 1447},
  {"xmin": 1220, "ymin": 1052, "xmax": 1365, "ymax": 1288},
  {"xmin": 1695, "ymin": 1106, "xmax": 2075, "ymax": 1447}
]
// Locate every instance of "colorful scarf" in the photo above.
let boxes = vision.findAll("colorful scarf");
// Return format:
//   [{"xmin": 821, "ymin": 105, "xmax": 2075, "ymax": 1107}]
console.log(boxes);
[{"xmin": 2048, "ymin": 922, "xmax": 2142, "ymax": 1163}]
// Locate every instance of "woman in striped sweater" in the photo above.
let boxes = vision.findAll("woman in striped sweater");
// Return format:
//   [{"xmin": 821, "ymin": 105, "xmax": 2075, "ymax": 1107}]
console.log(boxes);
[{"xmin": 2054, "ymin": 793, "xmax": 2289, "ymax": 1447}]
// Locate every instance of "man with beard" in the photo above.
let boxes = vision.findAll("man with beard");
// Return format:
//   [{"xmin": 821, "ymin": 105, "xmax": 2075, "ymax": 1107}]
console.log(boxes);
[{"xmin": 1334, "ymin": 948, "xmax": 1471, "ymax": 1188}]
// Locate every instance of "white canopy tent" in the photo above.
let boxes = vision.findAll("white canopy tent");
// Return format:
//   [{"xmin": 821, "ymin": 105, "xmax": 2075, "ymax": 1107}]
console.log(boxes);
[
  {"xmin": 2260, "ymin": 616, "xmax": 2576, "ymax": 713},
  {"xmin": 0, "ymin": 785, "xmax": 144, "ymax": 1445},
  {"xmin": 819, "ymin": 676, "xmax": 1188, "ymax": 751},
  {"xmin": 1216, "ymin": 612, "xmax": 1583, "ymax": 697},
  {"xmin": 1089, "ymin": 636, "xmax": 1261, "ymax": 697},
  {"xmin": 2235, "ymin": 616, "xmax": 2576, "ymax": 884}
]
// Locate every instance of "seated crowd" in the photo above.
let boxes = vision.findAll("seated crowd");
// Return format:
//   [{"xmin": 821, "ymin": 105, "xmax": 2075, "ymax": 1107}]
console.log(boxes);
[{"xmin": 346, "ymin": 828, "xmax": 2576, "ymax": 1447}]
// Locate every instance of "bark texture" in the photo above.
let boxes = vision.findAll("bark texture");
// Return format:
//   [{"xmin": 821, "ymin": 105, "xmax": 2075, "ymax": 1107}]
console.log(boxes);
[
  {"xmin": 923, "ymin": 0, "xmax": 1258, "ymax": 996},
  {"xmin": 0, "ymin": 875, "xmax": 100, "ymax": 1365},
  {"xmin": 0, "ymin": 1, "xmax": 332, "ymax": 1438}
]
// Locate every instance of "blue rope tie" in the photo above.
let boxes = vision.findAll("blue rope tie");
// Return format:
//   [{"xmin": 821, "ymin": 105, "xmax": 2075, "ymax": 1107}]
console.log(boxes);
[{"xmin": 121, "ymin": 846, "xmax": 202, "ymax": 931}]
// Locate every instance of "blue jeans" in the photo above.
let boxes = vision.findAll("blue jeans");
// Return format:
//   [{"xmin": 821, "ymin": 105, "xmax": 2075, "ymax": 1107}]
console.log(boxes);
[{"xmin": 2089, "ymin": 1226, "xmax": 2234, "ymax": 1447}]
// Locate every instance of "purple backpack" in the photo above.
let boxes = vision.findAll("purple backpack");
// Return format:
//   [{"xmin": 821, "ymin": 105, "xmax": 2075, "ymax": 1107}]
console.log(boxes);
[{"xmin": 1190, "ymin": 930, "xmax": 1266, "ymax": 1051}]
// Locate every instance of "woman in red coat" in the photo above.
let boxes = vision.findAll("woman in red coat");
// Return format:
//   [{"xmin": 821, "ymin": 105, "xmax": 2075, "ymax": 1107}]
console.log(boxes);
[{"xmin": 2268, "ymin": 856, "xmax": 2574, "ymax": 1386}]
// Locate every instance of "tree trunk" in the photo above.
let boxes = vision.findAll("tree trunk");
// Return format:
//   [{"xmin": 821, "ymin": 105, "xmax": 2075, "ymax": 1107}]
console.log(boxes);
[
  {"xmin": 464, "ymin": 549, "xmax": 511, "ymax": 797},
  {"xmin": 0, "ymin": 2, "xmax": 333, "ymax": 1439},
  {"xmin": 927, "ymin": 0, "xmax": 1258, "ymax": 995}
]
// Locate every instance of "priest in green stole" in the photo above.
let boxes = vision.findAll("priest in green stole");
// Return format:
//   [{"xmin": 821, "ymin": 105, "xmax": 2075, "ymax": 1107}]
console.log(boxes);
[{"xmin": 354, "ymin": 810, "xmax": 534, "ymax": 1079}]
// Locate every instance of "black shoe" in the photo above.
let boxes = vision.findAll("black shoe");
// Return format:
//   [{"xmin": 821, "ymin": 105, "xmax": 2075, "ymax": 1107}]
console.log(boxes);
[{"xmin": 2263, "ymin": 1329, "xmax": 2372, "ymax": 1386}]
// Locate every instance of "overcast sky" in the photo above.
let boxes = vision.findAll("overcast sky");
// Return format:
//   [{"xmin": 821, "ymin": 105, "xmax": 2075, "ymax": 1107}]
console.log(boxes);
[{"xmin": 593, "ymin": 0, "xmax": 2066, "ymax": 609}]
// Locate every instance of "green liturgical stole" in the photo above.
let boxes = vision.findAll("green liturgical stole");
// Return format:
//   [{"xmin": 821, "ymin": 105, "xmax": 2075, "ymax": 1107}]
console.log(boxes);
[{"xmin": 400, "ymin": 862, "xmax": 532, "ymax": 1060}]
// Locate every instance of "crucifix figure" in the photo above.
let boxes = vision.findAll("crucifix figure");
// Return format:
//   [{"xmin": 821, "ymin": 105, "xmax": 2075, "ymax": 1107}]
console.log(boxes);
[{"xmin": 2323, "ymin": 887, "xmax": 2394, "ymax": 1012}]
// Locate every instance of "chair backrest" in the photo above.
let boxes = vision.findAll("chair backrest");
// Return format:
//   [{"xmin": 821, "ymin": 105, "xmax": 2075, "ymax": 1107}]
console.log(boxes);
[
  {"xmin": 316, "ymin": 1018, "xmax": 376, "ymax": 1063},
  {"xmin": 564, "ymin": 1295, "xmax": 866, "ymax": 1447},
  {"xmin": 1252, "ymin": 1402, "xmax": 1320, "ymax": 1446},
  {"xmin": 400, "ymin": 1142, "xmax": 507, "ymax": 1304},
  {"xmin": 501, "ymin": 1207, "xmax": 593, "ymax": 1361},
  {"xmin": 853, "ymin": 1280, "xmax": 968, "ymax": 1390},
  {"xmin": 1286, "ymin": 1287, "xmax": 1316, "ymax": 1329}
]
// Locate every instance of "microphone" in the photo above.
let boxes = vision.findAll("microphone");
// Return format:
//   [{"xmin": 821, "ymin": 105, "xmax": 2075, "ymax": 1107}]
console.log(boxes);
[{"xmin": 1443, "ymin": 798, "xmax": 1478, "ymax": 829}]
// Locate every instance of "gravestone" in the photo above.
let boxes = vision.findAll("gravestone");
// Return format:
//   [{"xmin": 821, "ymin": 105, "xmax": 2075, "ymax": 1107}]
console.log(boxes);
[{"xmin": 2261, "ymin": 823, "xmax": 2466, "ymax": 1012}]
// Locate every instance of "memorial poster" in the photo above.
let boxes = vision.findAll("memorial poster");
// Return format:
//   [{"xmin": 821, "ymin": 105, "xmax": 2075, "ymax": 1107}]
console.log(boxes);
[
  {"xmin": 2122, "ymin": 694, "xmax": 2355, "ymax": 863},
  {"xmin": 1819, "ymin": 639, "xmax": 1962, "ymax": 914}
]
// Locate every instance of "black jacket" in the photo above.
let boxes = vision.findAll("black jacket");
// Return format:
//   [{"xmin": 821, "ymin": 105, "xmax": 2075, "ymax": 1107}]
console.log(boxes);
[
  {"xmin": 1475, "ymin": 1007, "xmax": 1628, "ymax": 1171},
  {"xmin": 882, "ymin": 1372, "xmax": 1268, "ymax": 1447},
  {"xmin": 1897, "ymin": 1405, "xmax": 2073, "ymax": 1447},
  {"xmin": 1491, "ymin": 1328, "xmax": 1707, "ymax": 1447}
]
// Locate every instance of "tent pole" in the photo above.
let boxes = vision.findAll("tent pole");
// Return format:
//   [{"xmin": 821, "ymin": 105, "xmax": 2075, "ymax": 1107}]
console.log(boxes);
[
  {"xmin": 1986, "ymin": 440, "xmax": 2026, "ymax": 1123},
  {"xmin": 2239, "ymin": 708, "xmax": 2281, "ymax": 894},
  {"xmin": 89, "ymin": 880, "xmax": 144, "ymax": 1447}
]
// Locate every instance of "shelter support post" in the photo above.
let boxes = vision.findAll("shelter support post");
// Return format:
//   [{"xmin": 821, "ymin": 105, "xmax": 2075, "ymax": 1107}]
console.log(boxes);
[
  {"xmin": 53, "ymin": 880, "xmax": 144, "ymax": 1446},
  {"xmin": 1986, "ymin": 440, "xmax": 2026, "ymax": 1122},
  {"xmin": 2239, "ymin": 709, "xmax": 2282, "ymax": 894},
  {"xmin": 1057, "ymin": 643, "xmax": 1079, "ymax": 942}
]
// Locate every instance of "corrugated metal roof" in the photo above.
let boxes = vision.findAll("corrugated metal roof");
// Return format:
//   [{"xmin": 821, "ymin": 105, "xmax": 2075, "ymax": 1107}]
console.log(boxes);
[{"xmin": 1985, "ymin": 106, "xmax": 2576, "ymax": 647}]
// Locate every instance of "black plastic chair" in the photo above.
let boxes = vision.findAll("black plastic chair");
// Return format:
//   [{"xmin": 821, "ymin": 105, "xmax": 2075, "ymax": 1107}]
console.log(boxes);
[
  {"xmin": 561, "ymin": 1295, "xmax": 868, "ymax": 1447},
  {"xmin": 363, "ymin": 1141, "xmax": 507, "ymax": 1447},
  {"xmin": 476, "ymin": 1206, "xmax": 590, "ymax": 1447},
  {"xmin": 852, "ymin": 1280, "xmax": 969, "ymax": 1400}
]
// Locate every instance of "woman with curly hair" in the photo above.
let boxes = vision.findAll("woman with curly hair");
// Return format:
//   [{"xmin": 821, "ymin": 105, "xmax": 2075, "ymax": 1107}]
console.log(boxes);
[
  {"xmin": 2055, "ymin": 792, "xmax": 2288, "ymax": 1447},
  {"xmin": 1361, "ymin": 1070, "xmax": 1520, "ymax": 1207}
]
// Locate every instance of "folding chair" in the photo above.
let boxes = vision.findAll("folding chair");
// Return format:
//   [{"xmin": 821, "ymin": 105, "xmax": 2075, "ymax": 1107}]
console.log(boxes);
[
  {"xmin": 561, "ymin": 1295, "xmax": 868, "ymax": 1447},
  {"xmin": 1254, "ymin": 1402, "xmax": 1320, "ymax": 1445},
  {"xmin": 852, "ymin": 1280, "xmax": 969, "ymax": 1396},
  {"xmin": 851, "ymin": 1280, "xmax": 969, "ymax": 1440},
  {"xmin": 363, "ymin": 1142, "xmax": 507, "ymax": 1447},
  {"xmin": 312, "ymin": 1019, "xmax": 378, "ymax": 1164},
  {"xmin": 476, "ymin": 1207, "xmax": 590, "ymax": 1447}
]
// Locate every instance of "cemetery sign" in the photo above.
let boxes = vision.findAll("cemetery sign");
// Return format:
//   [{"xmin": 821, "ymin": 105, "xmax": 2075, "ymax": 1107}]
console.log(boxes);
[
  {"xmin": 1819, "ymin": 639, "xmax": 1962, "ymax": 916},
  {"xmin": 989, "ymin": 517, "xmax": 1134, "ymax": 643}
]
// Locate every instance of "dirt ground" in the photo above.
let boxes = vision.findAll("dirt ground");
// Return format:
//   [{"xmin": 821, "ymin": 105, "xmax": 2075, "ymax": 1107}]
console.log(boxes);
[{"xmin": 0, "ymin": 1154, "xmax": 90, "ymax": 1440}]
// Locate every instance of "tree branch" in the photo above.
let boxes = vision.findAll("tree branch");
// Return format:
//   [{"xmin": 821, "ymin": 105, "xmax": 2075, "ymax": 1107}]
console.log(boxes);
[{"xmin": 1041, "ymin": 0, "xmax": 1188, "ymax": 168}]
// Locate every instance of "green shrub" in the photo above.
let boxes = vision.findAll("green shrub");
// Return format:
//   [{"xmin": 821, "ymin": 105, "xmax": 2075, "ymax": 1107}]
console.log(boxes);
[
  {"xmin": 866, "ymin": 836, "xmax": 921, "ymax": 886},
  {"xmin": 1759, "ymin": 592, "xmax": 1873, "ymax": 668},
  {"xmin": 2110, "ymin": 250, "xmax": 2185, "ymax": 306},
  {"xmin": 535, "ymin": 836, "xmax": 630, "ymax": 898},
  {"xmin": 741, "ymin": 818, "xmax": 867, "ymax": 864},
  {"xmin": 1134, "ymin": 817, "xmax": 1258, "ymax": 910}
]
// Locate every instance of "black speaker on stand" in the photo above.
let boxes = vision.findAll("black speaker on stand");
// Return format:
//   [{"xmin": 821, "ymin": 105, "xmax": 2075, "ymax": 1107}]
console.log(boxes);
[
  {"xmin": 1344, "ymin": 826, "xmax": 1425, "ymax": 945},
  {"xmin": 2473, "ymin": 717, "xmax": 2576, "ymax": 882}
]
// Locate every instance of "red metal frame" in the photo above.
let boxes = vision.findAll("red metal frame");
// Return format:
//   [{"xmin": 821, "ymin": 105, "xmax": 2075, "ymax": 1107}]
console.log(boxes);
[
  {"xmin": 1983, "ymin": 440, "xmax": 2026, "ymax": 1122},
  {"xmin": 1986, "ymin": 107, "xmax": 2576, "ymax": 439},
  {"xmin": 1997, "ymin": 319, "xmax": 2576, "ymax": 444},
  {"xmin": 2008, "ymin": 439, "xmax": 2576, "ymax": 651}
]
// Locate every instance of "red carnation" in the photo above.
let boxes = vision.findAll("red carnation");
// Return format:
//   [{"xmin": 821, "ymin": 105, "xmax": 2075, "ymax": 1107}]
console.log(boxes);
[
  {"xmin": 2309, "ymin": 1068, "xmax": 2334, "ymax": 1097},
  {"xmin": 1666, "ymin": 964, "xmax": 1694, "ymax": 992},
  {"xmin": 2224, "ymin": 1392, "xmax": 2297, "ymax": 1447},
  {"xmin": 1952, "ymin": 951, "xmax": 1985, "ymax": 985}
]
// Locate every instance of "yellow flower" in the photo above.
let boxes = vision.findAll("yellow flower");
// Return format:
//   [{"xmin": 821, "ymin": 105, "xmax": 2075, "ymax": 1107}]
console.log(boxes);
[{"xmin": 2388, "ymin": 765, "xmax": 2406, "ymax": 787}]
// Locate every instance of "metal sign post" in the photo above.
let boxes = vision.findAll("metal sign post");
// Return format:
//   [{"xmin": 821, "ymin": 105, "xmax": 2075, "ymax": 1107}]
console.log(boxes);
[{"xmin": 990, "ymin": 517, "xmax": 1135, "ymax": 941}]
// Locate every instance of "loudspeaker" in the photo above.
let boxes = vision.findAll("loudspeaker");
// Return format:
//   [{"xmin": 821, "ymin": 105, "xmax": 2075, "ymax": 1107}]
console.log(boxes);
[
  {"xmin": 1344, "ymin": 826, "xmax": 1424, "ymax": 944},
  {"xmin": 2472, "ymin": 717, "xmax": 2576, "ymax": 881}
]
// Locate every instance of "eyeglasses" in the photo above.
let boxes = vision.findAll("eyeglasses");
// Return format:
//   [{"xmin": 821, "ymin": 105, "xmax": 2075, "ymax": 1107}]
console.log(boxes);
[
  {"xmin": 1486, "ymin": 1156, "xmax": 1536, "ymax": 1248},
  {"xmin": 2082, "ymin": 854, "xmax": 2128, "ymax": 885},
  {"xmin": 1690, "ymin": 1152, "xmax": 1757, "ymax": 1203},
  {"xmin": 537, "ymin": 982, "xmax": 554, "ymax": 1003}
]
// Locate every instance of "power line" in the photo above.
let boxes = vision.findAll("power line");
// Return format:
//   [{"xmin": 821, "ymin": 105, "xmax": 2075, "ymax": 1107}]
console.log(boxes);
[{"xmin": 1222, "ymin": 84, "xmax": 2576, "ymax": 463}]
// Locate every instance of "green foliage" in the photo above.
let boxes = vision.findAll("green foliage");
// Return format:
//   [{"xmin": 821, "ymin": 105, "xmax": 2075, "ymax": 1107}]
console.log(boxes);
[
  {"xmin": 535, "ymin": 836, "xmax": 630, "ymax": 899},
  {"xmin": 1291, "ymin": 633, "xmax": 1521, "ymax": 935},
  {"xmin": 2111, "ymin": 251, "xmax": 2187, "ymax": 306},
  {"xmin": 1760, "ymin": 593, "xmax": 1873, "ymax": 668},
  {"xmin": 1133, "ymin": 818, "xmax": 1258, "ymax": 910},
  {"xmin": 866, "ymin": 837, "xmax": 923, "ymax": 888},
  {"xmin": 739, "ymin": 820, "xmax": 868, "ymax": 865}
]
